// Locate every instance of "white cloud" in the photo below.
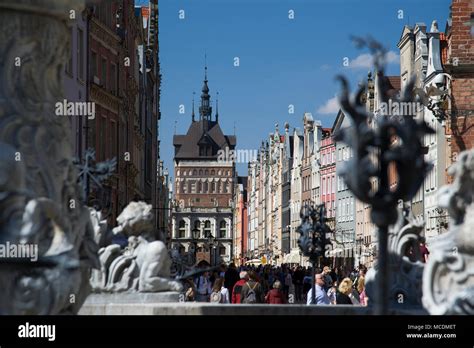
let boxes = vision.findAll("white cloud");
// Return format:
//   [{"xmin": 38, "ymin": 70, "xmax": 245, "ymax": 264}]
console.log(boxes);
[
  {"xmin": 385, "ymin": 50, "xmax": 400, "ymax": 64},
  {"xmin": 348, "ymin": 50, "xmax": 399, "ymax": 69},
  {"xmin": 349, "ymin": 53, "xmax": 373, "ymax": 69},
  {"xmin": 317, "ymin": 96, "xmax": 340, "ymax": 114}
]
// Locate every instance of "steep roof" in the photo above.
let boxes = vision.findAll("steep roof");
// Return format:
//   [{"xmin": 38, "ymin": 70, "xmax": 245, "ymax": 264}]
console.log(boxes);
[{"xmin": 173, "ymin": 119, "xmax": 236, "ymax": 160}]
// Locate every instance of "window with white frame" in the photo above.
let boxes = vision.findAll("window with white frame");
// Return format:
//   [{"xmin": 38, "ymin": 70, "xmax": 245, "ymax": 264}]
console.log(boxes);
[
  {"xmin": 338, "ymin": 200, "xmax": 342, "ymax": 222},
  {"xmin": 178, "ymin": 220, "xmax": 186, "ymax": 238},
  {"xmin": 349, "ymin": 197, "xmax": 354, "ymax": 221},
  {"xmin": 219, "ymin": 221, "xmax": 227, "ymax": 238},
  {"xmin": 346, "ymin": 199, "xmax": 350, "ymax": 222}
]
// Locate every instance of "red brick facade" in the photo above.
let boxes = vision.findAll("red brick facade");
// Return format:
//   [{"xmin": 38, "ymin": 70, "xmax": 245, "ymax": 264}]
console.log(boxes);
[{"xmin": 446, "ymin": 0, "xmax": 474, "ymax": 159}]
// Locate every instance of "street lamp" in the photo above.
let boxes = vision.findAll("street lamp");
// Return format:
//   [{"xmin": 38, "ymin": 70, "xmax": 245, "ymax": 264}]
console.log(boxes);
[
  {"xmin": 205, "ymin": 229, "xmax": 216, "ymax": 266},
  {"xmin": 191, "ymin": 226, "xmax": 200, "ymax": 264}
]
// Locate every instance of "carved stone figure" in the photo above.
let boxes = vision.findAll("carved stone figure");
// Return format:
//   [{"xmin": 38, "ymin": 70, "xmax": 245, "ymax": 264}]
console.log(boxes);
[
  {"xmin": 365, "ymin": 205, "xmax": 426, "ymax": 308},
  {"xmin": 89, "ymin": 208, "xmax": 113, "ymax": 248},
  {"xmin": 93, "ymin": 202, "xmax": 182, "ymax": 293},
  {"xmin": 422, "ymin": 149, "xmax": 474, "ymax": 314},
  {"xmin": 0, "ymin": 0, "xmax": 99, "ymax": 314}
]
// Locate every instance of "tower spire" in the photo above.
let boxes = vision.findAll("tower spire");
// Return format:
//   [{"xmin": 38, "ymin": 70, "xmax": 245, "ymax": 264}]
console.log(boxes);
[
  {"xmin": 204, "ymin": 53, "xmax": 207, "ymax": 81},
  {"xmin": 199, "ymin": 55, "xmax": 212, "ymax": 122},
  {"xmin": 192, "ymin": 91, "xmax": 195, "ymax": 122},
  {"xmin": 215, "ymin": 91, "xmax": 219, "ymax": 122}
]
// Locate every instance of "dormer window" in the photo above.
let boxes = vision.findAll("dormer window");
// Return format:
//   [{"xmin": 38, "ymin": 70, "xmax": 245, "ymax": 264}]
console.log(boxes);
[{"xmin": 199, "ymin": 145, "xmax": 212, "ymax": 156}]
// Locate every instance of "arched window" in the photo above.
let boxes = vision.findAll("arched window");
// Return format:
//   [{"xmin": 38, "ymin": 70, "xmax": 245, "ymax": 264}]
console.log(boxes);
[
  {"xmin": 216, "ymin": 181, "xmax": 220, "ymax": 193},
  {"xmin": 203, "ymin": 182, "xmax": 208, "ymax": 193},
  {"xmin": 211, "ymin": 170, "xmax": 215, "ymax": 175},
  {"xmin": 205, "ymin": 170, "xmax": 209, "ymax": 175},
  {"xmin": 193, "ymin": 169, "xmax": 197, "ymax": 176},
  {"xmin": 219, "ymin": 221, "xmax": 227, "ymax": 238},
  {"xmin": 197, "ymin": 181, "xmax": 202, "ymax": 193},
  {"xmin": 211, "ymin": 182, "xmax": 215, "ymax": 193},
  {"xmin": 204, "ymin": 221, "xmax": 211, "ymax": 237},
  {"xmin": 194, "ymin": 220, "xmax": 201, "ymax": 238},
  {"xmin": 178, "ymin": 220, "xmax": 186, "ymax": 238}
]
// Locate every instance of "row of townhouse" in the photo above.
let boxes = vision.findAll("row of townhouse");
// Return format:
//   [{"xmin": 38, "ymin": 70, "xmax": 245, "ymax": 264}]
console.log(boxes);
[
  {"xmin": 62, "ymin": 1, "xmax": 170, "ymax": 238},
  {"xmin": 236, "ymin": 0, "xmax": 473, "ymax": 267}
]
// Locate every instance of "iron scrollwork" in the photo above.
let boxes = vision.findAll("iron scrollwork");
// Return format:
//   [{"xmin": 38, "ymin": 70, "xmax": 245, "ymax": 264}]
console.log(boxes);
[{"xmin": 335, "ymin": 38, "xmax": 434, "ymax": 313}]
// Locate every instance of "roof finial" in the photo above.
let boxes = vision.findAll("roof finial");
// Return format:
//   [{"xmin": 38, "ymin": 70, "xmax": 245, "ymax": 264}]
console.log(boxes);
[
  {"xmin": 192, "ymin": 91, "xmax": 196, "ymax": 122},
  {"xmin": 215, "ymin": 91, "xmax": 219, "ymax": 122},
  {"xmin": 204, "ymin": 53, "xmax": 208, "ymax": 81}
]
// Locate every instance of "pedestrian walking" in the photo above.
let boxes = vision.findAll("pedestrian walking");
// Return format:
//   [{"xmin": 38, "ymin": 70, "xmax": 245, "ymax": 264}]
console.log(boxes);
[
  {"xmin": 306, "ymin": 273, "xmax": 330, "ymax": 305},
  {"xmin": 224, "ymin": 263, "xmax": 240, "ymax": 300},
  {"xmin": 357, "ymin": 275, "xmax": 367, "ymax": 306},
  {"xmin": 336, "ymin": 277, "xmax": 354, "ymax": 305},
  {"xmin": 265, "ymin": 280, "xmax": 287, "ymax": 304},
  {"xmin": 327, "ymin": 281, "xmax": 338, "ymax": 305},
  {"xmin": 322, "ymin": 266, "xmax": 334, "ymax": 292},
  {"xmin": 195, "ymin": 271, "xmax": 212, "ymax": 302},
  {"xmin": 240, "ymin": 270, "xmax": 264, "ymax": 304},
  {"xmin": 232, "ymin": 271, "xmax": 249, "ymax": 304},
  {"xmin": 210, "ymin": 277, "xmax": 229, "ymax": 304}
]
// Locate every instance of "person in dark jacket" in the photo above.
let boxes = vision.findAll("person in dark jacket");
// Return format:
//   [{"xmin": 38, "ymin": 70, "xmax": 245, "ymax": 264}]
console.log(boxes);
[
  {"xmin": 232, "ymin": 271, "xmax": 249, "ymax": 304},
  {"xmin": 240, "ymin": 270, "xmax": 264, "ymax": 304},
  {"xmin": 265, "ymin": 280, "xmax": 287, "ymax": 304},
  {"xmin": 224, "ymin": 263, "xmax": 240, "ymax": 299}
]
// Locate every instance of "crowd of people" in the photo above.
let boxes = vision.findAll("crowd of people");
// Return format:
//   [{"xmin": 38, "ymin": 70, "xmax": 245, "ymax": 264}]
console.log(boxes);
[{"xmin": 182, "ymin": 263, "xmax": 369, "ymax": 306}]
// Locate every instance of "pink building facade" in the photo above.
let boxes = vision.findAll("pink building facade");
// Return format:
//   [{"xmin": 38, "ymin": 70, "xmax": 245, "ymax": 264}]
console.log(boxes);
[{"xmin": 319, "ymin": 129, "xmax": 336, "ymax": 228}]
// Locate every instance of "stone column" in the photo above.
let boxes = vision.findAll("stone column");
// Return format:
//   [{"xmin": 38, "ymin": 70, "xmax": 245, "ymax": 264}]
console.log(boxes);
[{"xmin": 0, "ymin": 0, "xmax": 98, "ymax": 315}]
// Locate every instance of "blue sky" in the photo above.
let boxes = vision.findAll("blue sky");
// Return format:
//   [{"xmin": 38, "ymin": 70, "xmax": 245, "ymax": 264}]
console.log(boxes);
[{"xmin": 138, "ymin": 0, "xmax": 450, "ymax": 175}]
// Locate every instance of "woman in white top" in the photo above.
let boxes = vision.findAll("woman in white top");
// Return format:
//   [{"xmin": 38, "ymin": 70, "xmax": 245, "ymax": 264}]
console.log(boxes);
[{"xmin": 210, "ymin": 278, "xmax": 229, "ymax": 304}]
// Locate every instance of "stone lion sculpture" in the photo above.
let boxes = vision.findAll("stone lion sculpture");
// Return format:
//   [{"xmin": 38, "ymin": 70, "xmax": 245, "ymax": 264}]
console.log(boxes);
[{"xmin": 91, "ymin": 201, "xmax": 182, "ymax": 293}]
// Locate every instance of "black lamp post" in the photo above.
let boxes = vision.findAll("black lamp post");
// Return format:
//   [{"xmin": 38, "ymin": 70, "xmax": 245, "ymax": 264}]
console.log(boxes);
[
  {"xmin": 205, "ymin": 228, "xmax": 216, "ymax": 266},
  {"xmin": 191, "ymin": 226, "xmax": 200, "ymax": 264},
  {"xmin": 335, "ymin": 39, "xmax": 433, "ymax": 314},
  {"xmin": 297, "ymin": 204, "xmax": 329, "ymax": 305}
]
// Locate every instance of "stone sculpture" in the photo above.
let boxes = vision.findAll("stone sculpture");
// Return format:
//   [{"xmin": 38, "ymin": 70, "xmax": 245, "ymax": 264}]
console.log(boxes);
[
  {"xmin": 365, "ymin": 205, "xmax": 426, "ymax": 308},
  {"xmin": 0, "ymin": 0, "xmax": 100, "ymax": 314},
  {"xmin": 92, "ymin": 201, "xmax": 182, "ymax": 293},
  {"xmin": 89, "ymin": 208, "xmax": 113, "ymax": 248},
  {"xmin": 422, "ymin": 149, "xmax": 474, "ymax": 314}
]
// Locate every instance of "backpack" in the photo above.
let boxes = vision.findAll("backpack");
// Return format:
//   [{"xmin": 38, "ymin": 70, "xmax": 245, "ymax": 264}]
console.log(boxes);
[
  {"xmin": 210, "ymin": 291, "xmax": 222, "ymax": 303},
  {"xmin": 243, "ymin": 282, "xmax": 258, "ymax": 304}
]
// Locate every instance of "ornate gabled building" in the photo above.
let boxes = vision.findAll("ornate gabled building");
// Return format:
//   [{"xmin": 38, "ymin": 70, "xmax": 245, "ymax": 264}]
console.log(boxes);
[
  {"xmin": 82, "ymin": 1, "xmax": 161, "ymax": 238},
  {"xmin": 289, "ymin": 128, "xmax": 304, "ymax": 262},
  {"xmin": 171, "ymin": 68, "xmax": 236, "ymax": 265},
  {"xmin": 333, "ymin": 109, "xmax": 356, "ymax": 267}
]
